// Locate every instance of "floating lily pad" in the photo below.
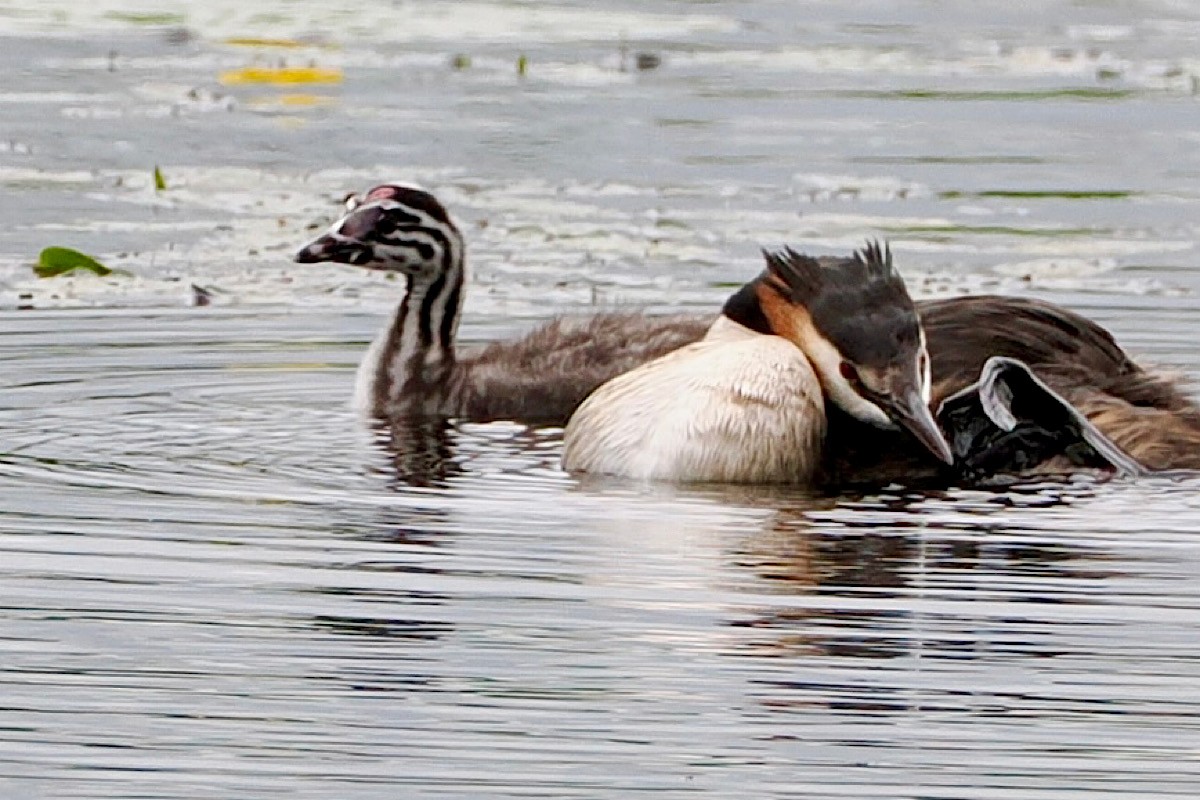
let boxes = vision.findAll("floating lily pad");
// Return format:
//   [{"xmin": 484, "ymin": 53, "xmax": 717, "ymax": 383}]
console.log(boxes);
[
  {"xmin": 219, "ymin": 66, "xmax": 343, "ymax": 86},
  {"xmin": 273, "ymin": 94, "xmax": 330, "ymax": 107},
  {"xmin": 223, "ymin": 37, "xmax": 308, "ymax": 49},
  {"xmin": 104, "ymin": 11, "xmax": 186, "ymax": 25},
  {"xmin": 34, "ymin": 247, "xmax": 113, "ymax": 278}
]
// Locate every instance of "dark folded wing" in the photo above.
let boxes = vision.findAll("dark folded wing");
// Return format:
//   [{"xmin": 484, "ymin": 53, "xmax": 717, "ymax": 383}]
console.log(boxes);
[{"xmin": 918, "ymin": 295, "xmax": 1138, "ymax": 402}]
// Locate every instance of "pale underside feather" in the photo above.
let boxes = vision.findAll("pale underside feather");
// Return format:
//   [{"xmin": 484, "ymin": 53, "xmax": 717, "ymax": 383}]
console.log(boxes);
[
  {"xmin": 354, "ymin": 304, "xmax": 399, "ymax": 411},
  {"xmin": 562, "ymin": 319, "xmax": 826, "ymax": 484}
]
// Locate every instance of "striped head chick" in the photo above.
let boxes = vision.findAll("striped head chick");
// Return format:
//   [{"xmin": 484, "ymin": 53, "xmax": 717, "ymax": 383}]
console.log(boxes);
[
  {"xmin": 294, "ymin": 183, "xmax": 468, "ymax": 410},
  {"xmin": 725, "ymin": 242, "xmax": 954, "ymax": 465},
  {"xmin": 295, "ymin": 183, "xmax": 465, "ymax": 281}
]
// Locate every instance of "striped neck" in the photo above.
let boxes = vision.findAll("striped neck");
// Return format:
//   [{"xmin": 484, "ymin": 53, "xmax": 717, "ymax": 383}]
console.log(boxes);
[{"xmin": 371, "ymin": 234, "xmax": 466, "ymax": 416}]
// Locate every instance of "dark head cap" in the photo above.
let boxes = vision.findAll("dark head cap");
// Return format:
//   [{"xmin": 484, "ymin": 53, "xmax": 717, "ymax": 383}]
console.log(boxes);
[
  {"xmin": 293, "ymin": 182, "xmax": 461, "ymax": 275},
  {"xmin": 761, "ymin": 242, "xmax": 951, "ymax": 465},
  {"xmin": 764, "ymin": 241, "xmax": 922, "ymax": 369}
]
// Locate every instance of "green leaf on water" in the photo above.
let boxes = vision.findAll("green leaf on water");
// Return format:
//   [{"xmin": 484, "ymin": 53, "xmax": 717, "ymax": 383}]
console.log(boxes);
[
  {"xmin": 517, "ymin": 53, "xmax": 528, "ymax": 77},
  {"xmin": 153, "ymin": 165, "xmax": 167, "ymax": 191},
  {"xmin": 103, "ymin": 11, "xmax": 186, "ymax": 25},
  {"xmin": 34, "ymin": 247, "xmax": 113, "ymax": 278}
]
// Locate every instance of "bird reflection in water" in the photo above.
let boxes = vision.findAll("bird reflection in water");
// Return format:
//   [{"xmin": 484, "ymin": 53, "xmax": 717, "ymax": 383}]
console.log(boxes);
[
  {"xmin": 370, "ymin": 416, "xmax": 462, "ymax": 489},
  {"xmin": 722, "ymin": 486, "xmax": 1124, "ymax": 699}
]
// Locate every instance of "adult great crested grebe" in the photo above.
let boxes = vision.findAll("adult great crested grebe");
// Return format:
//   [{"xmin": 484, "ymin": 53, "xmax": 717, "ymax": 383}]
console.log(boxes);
[
  {"xmin": 294, "ymin": 183, "xmax": 710, "ymax": 424},
  {"xmin": 562, "ymin": 243, "xmax": 1200, "ymax": 485},
  {"xmin": 561, "ymin": 243, "xmax": 957, "ymax": 483}
]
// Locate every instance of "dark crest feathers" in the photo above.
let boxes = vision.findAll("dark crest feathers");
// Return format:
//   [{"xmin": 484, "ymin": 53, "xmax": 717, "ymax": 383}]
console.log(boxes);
[
  {"xmin": 854, "ymin": 240, "xmax": 894, "ymax": 278},
  {"xmin": 762, "ymin": 246, "xmax": 825, "ymax": 298},
  {"xmin": 758, "ymin": 240, "xmax": 919, "ymax": 367},
  {"xmin": 763, "ymin": 239, "xmax": 897, "ymax": 303}
]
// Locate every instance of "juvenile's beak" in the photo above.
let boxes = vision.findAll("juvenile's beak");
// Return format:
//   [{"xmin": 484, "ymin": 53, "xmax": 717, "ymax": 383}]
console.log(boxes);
[
  {"xmin": 294, "ymin": 233, "xmax": 373, "ymax": 266},
  {"xmin": 293, "ymin": 233, "xmax": 339, "ymax": 264},
  {"xmin": 880, "ymin": 384, "xmax": 954, "ymax": 465}
]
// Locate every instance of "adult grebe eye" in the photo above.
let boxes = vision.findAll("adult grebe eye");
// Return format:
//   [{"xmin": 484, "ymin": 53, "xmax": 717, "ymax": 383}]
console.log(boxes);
[{"xmin": 839, "ymin": 361, "xmax": 860, "ymax": 384}]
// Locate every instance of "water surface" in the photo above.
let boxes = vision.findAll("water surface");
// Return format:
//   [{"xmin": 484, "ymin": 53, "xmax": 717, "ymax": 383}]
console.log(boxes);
[{"xmin": 2, "ymin": 1, "xmax": 1200, "ymax": 798}]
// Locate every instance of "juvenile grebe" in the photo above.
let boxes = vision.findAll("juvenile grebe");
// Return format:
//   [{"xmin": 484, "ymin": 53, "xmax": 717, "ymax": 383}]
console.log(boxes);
[
  {"xmin": 561, "ymin": 244, "xmax": 955, "ymax": 483},
  {"xmin": 294, "ymin": 183, "xmax": 710, "ymax": 423}
]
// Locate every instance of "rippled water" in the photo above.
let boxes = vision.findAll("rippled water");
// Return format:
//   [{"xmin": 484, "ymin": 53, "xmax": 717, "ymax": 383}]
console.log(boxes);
[{"xmin": 2, "ymin": 1, "xmax": 1200, "ymax": 798}]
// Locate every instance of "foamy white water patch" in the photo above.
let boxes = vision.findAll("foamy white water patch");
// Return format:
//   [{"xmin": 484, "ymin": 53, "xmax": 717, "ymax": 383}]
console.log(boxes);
[
  {"xmin": 0, "ymin": 167, "xmax": 1190, "ymax": 311},
  {"xmin": 0, "ymin": 92, "xmax": 126, "ymax": 104},
  {"xmin": 1064, "ymin": 25, "xmax": 1137, "ymax": 43},
  {"xmin": 988, "ymin": 257, "xmax": 1179, "ymax": 294},
  {"xmin": 0, "ymin": 1, "xmax": 736, "ymax": 44},
  {"xmin": 679, "ymin": 38, "xmax": 1200, "ymax": 92},
  {"xmin": 0, "ymin": 167, "xmax": 102, "ymax": 186},
  {"xmin": 680, "ymin": 42, "xmax": 1124, "ymax": 79},
  {"xmin": 790, "ymin": 173, "xmax": 929, "ymax": 202},
  {"xmin": 992, "ymin": 258, "xmax": 1119, "ymax": 279}
]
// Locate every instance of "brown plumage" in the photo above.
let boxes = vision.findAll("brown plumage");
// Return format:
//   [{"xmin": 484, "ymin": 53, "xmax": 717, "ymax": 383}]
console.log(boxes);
[
  {"xmin": 294, "ymin": 183, "xmax": 1198, "ymax": 479},
  {"xmin": 823, "ymin": 295, "xmax": 1200, "ymax": 485},
  {"xmin": 442, "ymin": 312, "xmax": 712, "ymax": 423},
  {"xmin": 921, "ymin": 296, "xmax": 1200, "ymax": 471},
  {"xmin": 293, "ymin": 182, "xmax": 709, "ymax": 424}
]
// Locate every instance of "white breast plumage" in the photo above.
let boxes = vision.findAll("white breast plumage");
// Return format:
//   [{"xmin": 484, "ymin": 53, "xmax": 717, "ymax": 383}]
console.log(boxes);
[{"xmin": 562, "ymin": 317, "xmax": 826, "ymax": 483}]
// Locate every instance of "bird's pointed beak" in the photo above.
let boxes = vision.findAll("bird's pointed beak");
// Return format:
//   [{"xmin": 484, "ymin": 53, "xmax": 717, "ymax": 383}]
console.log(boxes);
[
  {"xmin": 293, "ymin": 231, "xmax": 373, "ymax": 266},
  {"xmin": 293, "ymin": 233, "xmax": 339, "ymax": 264},
  {"xmin": 881, "ymin": 384, "xmax": 955, "ymax": 466}
]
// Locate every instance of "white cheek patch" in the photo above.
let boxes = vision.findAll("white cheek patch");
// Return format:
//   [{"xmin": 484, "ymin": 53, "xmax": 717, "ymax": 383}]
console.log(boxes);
[
  {"xmin": 918, "ymin": 329, "xmax": 932, "ymax": 404},
  {"xmin": 803, "ymin": 333, "xmax": 892, "ymax": 428}
]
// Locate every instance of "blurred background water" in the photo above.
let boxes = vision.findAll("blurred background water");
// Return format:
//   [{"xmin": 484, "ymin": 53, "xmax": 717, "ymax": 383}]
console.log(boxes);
[{"xmin": 1, "ymin": 1, "xmax": 1200, "ymax": 798}]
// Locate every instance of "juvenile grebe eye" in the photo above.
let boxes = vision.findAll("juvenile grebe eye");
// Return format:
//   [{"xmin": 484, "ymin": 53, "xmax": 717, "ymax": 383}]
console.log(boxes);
[{"xmin": 839, "ymin": 361, "xmax": 860, "ymax": 384}]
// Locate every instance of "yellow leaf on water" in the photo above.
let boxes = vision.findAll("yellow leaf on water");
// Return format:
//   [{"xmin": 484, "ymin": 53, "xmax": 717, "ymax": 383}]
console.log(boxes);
[
  {"xmin": 277, "ymin": 94, "xmax": 331, "ymax": 106},
  {"xmin": 223, "ymin": 37, "xmax": 308, "ymax": 49},
  {"xmin": 218, "ymin": 66, "xmax": 343, "ymax": 86}
]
